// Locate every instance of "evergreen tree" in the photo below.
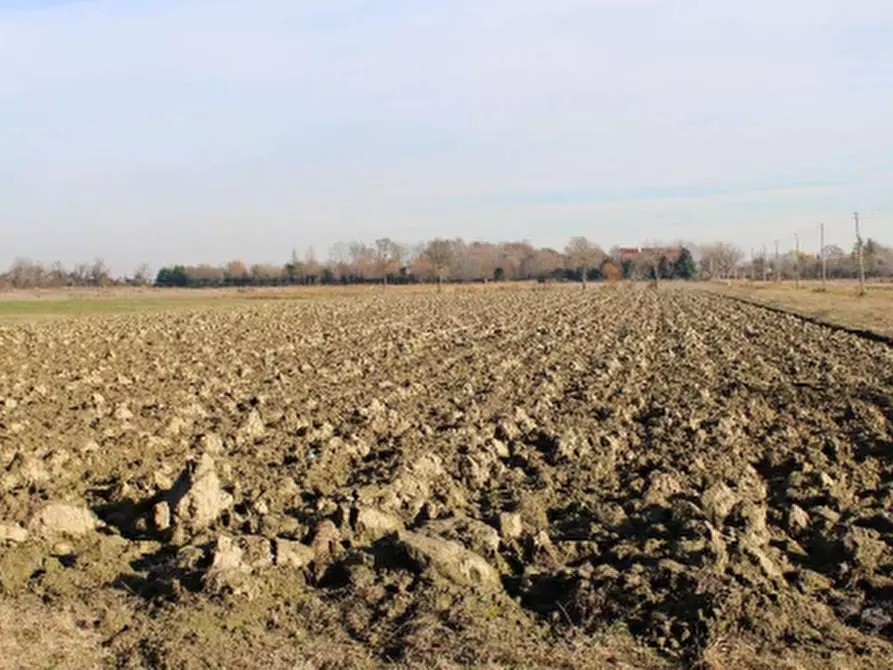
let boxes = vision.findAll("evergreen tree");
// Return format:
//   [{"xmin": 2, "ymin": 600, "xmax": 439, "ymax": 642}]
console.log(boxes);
[
  {"xmin": 155, "ymin": 266, "xmax": 188, "ymax": 287},
  {"xmin": 673, "ymin": 247, "xmax": 698, "ymax": 279}
]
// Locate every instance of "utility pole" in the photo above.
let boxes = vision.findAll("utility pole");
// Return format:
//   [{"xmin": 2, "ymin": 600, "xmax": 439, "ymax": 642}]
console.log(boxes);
[
  {"xmin": 794, "ymin": 233, "xmax": 800, "ymax": 289},
  {"xmin": 774, "ymin": 240, "xmax": 780, "ymax": 282},
  {"xmin": 855, "ymin": 211, "xmax": 866, "ymax": 296},
  {"xmin": 820, "ymin": 223, "xmax": 827, "ymax": 289},
  {"xmin": 762, "ymin": 245, "xmax": 768, "ymax": 281}
]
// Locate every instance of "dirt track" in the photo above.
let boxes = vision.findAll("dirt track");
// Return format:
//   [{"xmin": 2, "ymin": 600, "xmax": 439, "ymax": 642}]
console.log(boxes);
[{"xmin": 1, "ymin": 286, "xmax": 892, "ymax": 669}]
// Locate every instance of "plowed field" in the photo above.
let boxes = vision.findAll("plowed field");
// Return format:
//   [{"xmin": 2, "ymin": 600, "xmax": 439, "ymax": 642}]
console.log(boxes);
[{"xmin": 2, "ymin": 286, "xmax": 893, "ymax": 669}]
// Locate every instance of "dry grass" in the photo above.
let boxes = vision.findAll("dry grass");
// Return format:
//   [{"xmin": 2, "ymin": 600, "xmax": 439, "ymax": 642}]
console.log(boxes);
[
  {"xmin": 700, "ymin": 635, "xmax": 893, "ymax": 670},
  {"xmin": 713, "ymin": 280, "xmax": 893, "ymax": 339},
  {"xmin": 0, "ymin": 598, "xmax": 111, "ymax": 670}
]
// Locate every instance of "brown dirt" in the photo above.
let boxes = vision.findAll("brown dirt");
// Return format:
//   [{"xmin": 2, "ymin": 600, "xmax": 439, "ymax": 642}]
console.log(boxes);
[{"xmin": 1, "ymin": 285, "xmax": 893, "ymax": 668}]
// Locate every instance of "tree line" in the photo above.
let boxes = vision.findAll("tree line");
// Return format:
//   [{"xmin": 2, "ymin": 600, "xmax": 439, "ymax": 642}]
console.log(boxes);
[
  {"xmin": 2, "ymin": 236, "xmax": 890, "ymax": 289},
  {"xmin": 152, "ymin": 238, "xmax": 700, "ymax": 287},
  {"xmin": 744, "ymin": 239, "xmax": 893, "ymax": 281}
]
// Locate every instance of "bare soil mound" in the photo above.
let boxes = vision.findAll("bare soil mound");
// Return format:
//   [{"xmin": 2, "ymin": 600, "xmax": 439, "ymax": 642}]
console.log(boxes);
[{"xmin": 1, "ymin": 286, "xmax": 892, "ymax": 668}]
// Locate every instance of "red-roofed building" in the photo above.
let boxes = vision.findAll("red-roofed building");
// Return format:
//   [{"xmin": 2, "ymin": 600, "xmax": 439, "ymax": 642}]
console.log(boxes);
[{"xmin": 618, "ymin": 247, "xmax": 683, "ymax": 263}]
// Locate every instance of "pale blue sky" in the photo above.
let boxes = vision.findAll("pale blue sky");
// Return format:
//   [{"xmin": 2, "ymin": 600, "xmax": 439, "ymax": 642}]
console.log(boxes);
[{"xmin": 1, "ymin": 0, "xmax": 891, "ymax": 272}]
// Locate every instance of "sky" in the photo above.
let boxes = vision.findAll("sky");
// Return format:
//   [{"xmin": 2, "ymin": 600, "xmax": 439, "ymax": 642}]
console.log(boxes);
[{"xmin": 1, "ymin": 0, "xmax": 892, "ymax": 273}]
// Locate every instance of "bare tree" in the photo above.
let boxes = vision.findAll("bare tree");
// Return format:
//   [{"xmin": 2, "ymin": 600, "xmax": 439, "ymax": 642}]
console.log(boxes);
[
  {"xmin": 635, "ymin": 247, "xmax": 665, "ymax": 288},
  {"xmin": 327, "ymin": 242, "xmax": 351, "ymax": 282},
  {"xmin": 862, "ymin": 238, "xmax": 893, "ymax": 278},
  {"xmin": 495, "ymin": 241, "xmax": 534, "ymax": 281},
  {"xmin": 564, "ymin": 237, "xmax": 605, "ymax": 288},
  {"xmin": 408, "ymin": 243, "xmax": 433, "ymax": 280},
  {"xmin": 524, "ymin": 247, "xmax": 564, "ymax": 280},
  {"xmin": 250, "ymin": 264, "xmax": 283, "ymax": 285},
  {"xmin": 876, "ymin": 245, "xmax": 893, "ymax": 277},
  {"xmin": 699, "ymin": 243, "xmax": 744, "ymax": 280},
  {"xmin": 304, "ymin": 246, "xmax": 321, "ymax": 284},
  {"xmin": 451, "ymin": 240, "xmax": 482, "ymax": 281},
  {"xmin": 348, "ymin": 241, "xmax": 375, "ymax": 281},
  {"xmin": 48, "ymin": 261, "xmax": 67, "ymax": 287},
  {"xmin": 424, "ymin": 238, "xmax": 454, "ymax": 288},
  {"xmin": 224, "ymin": 260, "xmax": 249, "ymax": 285},
  {"xmin": 374, "ymin": 238, "xmax": 404, "ymax": 286},
  {"xmin": 133, "ymin": 264, "xmax": 152, "ymax": 286},
  {"xmin": 186, "ymin": 265, "xmax": 226, "ymax": 287},
  {"xmin": 8, "ymin": 258, "xmax": 37, "ymax": 288},
  {"xmin": 71, "ymin": 263, "xmax": 90, "ymax": 286},
  {"xmin": 89, "ymin": 258, "xmax": 111, "ymax": 287}
]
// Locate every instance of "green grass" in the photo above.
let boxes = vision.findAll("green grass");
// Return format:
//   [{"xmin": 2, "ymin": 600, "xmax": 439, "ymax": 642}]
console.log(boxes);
[
  {"xmin": 0, "ymin": 296, "xmax": 233, "ymax": 321},
  {"xmin": 0, "ymin": 286, "xmax": 362, "ymax": 322},
  {"xmin": 0, "ymin": 282, "xmax": 539, "ymax": 322}
]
